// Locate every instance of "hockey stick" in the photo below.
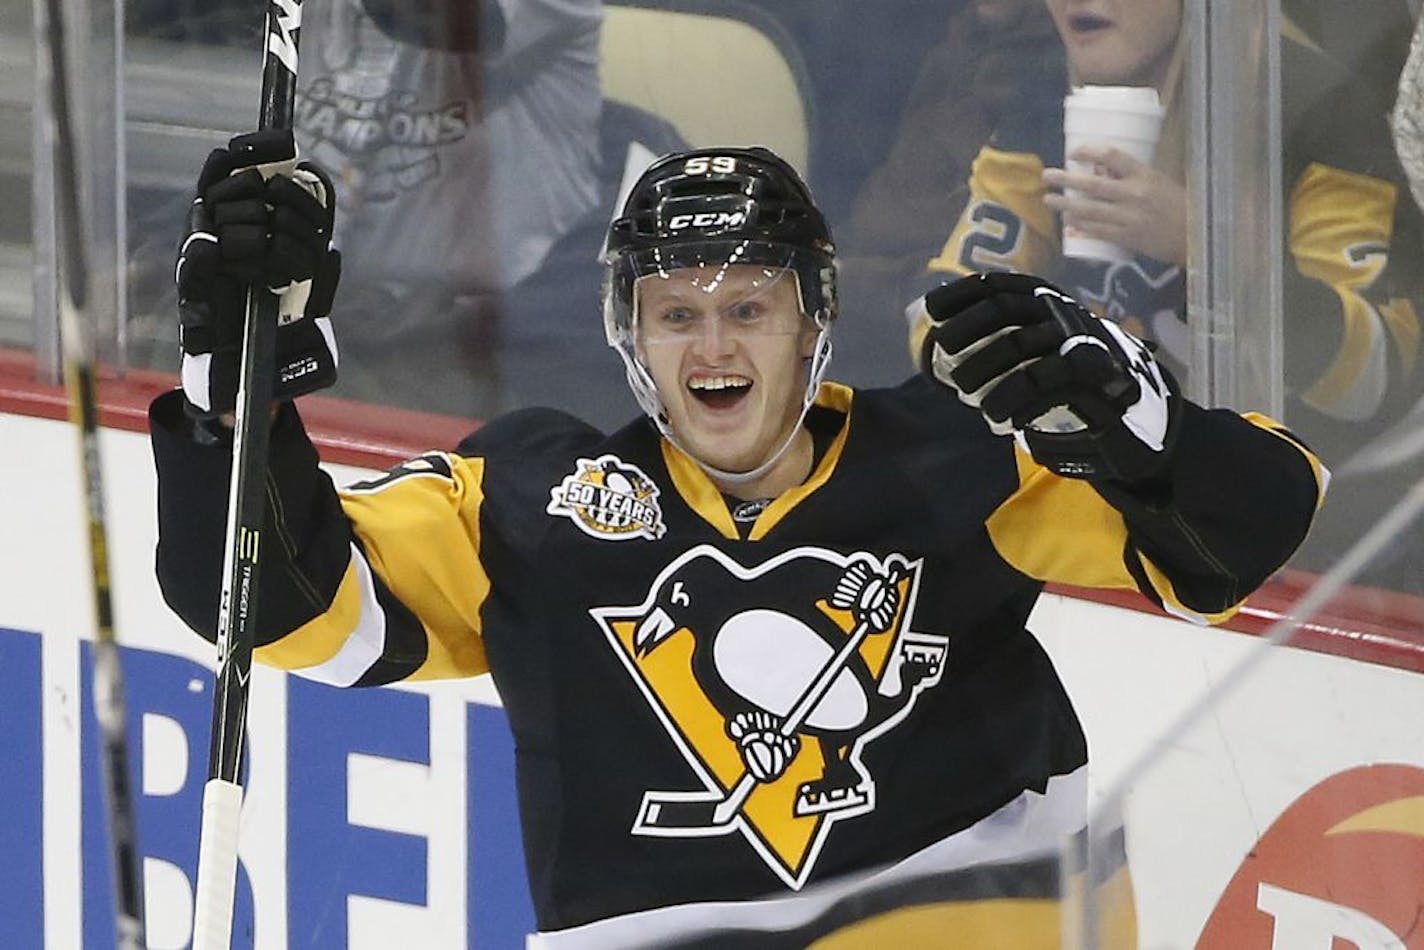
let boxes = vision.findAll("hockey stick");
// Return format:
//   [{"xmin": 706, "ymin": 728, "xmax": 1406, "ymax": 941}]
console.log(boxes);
[
  {"xmin": 634, "ymin": 566, "xmax": 907, "ymax": 833},
  {"xmin": 191, "ymin": 2, "xmax": 303, "ymax": 948},
  {"xmin": 40, "ymin": 0, "xmax": 146, "ymax": 945}
]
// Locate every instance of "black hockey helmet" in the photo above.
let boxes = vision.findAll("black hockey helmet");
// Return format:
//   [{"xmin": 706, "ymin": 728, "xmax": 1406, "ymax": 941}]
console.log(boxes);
[{"xmin": 602, "ymin": 146, "xmax": 838, "ymax": 350}]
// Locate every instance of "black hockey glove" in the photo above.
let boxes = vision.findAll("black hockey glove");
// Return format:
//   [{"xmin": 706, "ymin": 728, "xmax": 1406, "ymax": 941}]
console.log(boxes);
[
  {"xmin": 176, "ymin": 129, "xmax": 342, "ymax": 420},
  {"xmin": 911, "ymin": 272, "xmax": 1180, "ymax": 482}
]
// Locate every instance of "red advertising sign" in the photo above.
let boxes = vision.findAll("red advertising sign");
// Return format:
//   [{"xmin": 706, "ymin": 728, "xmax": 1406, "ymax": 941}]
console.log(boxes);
[{"xmin": 1199, "ymin": 764, "xmax": 1424, "ymax": 948}]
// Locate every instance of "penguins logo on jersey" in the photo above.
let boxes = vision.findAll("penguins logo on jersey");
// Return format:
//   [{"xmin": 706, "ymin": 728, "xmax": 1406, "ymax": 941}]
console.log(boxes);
[
  {"xmin": 590, "ymin": 545, "xmax": 949, "ymax": 889},
  {"xmin": 548, "ymin": 455, "xmax": 667, "ymax": 541}
]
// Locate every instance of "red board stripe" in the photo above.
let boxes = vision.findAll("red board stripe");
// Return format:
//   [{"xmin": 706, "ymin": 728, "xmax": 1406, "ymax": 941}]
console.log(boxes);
[{"xmin": 4, "ymin": 347, "xmax": 1421, "ymax": 673}]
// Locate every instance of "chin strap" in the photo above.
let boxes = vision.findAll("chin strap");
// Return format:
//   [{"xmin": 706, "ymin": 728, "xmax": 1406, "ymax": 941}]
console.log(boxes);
[{"xmin": 616, "ymin": 321, "xmax": 834, "ymax": 487}]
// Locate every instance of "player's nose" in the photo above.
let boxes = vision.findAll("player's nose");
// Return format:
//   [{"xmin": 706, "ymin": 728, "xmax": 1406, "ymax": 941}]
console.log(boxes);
[{"xmin": 693, "ymin": 311, "xmax": 739, "ymax": 358}]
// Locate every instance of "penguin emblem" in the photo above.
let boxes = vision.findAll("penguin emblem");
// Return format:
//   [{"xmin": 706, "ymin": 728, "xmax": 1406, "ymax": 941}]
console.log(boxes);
[{"xmin": 590, "ymin": 545, "xmax": 948, "ymax": 889}]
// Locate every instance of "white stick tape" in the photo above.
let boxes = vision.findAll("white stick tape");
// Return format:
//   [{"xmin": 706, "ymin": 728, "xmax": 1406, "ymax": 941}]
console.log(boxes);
[{"xmin": 192, "ymin": 779, "xmax": 245, "ymax": 950}]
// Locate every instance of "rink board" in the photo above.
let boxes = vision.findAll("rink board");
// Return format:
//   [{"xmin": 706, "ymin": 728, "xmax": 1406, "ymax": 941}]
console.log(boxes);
[{"xmin": 3, "ymin": 410, "xmax": 1422, "ymax": 949}]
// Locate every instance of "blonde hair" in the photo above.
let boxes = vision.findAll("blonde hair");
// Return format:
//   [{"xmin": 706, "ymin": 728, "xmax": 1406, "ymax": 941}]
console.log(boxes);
[{"xmin": 1063, "ymin": 6, "xmax": 1188, "ymax": 181}]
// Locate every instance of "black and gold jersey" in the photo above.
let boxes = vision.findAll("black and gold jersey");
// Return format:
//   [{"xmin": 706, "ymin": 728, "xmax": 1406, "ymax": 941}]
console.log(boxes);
[{"xmin": 150, "ymin": 376, "xmax": 1322, "ymax": 944}]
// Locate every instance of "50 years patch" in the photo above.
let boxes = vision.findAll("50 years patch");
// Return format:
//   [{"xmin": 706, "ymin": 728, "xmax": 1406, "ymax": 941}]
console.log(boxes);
[{"xmin": 547, "ymin": 455, "xmax": 667, "ymax": 541}]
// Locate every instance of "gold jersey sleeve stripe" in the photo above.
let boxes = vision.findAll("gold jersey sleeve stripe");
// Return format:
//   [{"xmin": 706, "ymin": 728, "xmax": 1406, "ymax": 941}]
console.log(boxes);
[
  {"xmin": 254, "ymin": 551, "xmax": 365, "ymax": 670},
  {"xmin": 1288, "ymin": 162, "xmax": 1398, "ymax": 414},
  {"xmin": 1380, "ymin": 296, "xmax": 1422, "ymax": 376},
  {"xmin": 986, "ymin": 444, "xmax": 1138, "ymax": 591},
  {"xmin": 1136, "ymin": 554, "xmax": 1238, "ymax": 626},
  {"xmin": 340, "ymin": 454, "xmax": 493, "ymax": 681},
  {"xmin": 992, "ymin": 412, "xmax": 1320, "ymax": 625}
]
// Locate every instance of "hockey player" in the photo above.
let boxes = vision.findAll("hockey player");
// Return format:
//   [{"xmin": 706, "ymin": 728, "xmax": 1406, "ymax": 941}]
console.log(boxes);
[{"xmin": 152, "ymin": 133, "xmax": 1324, "ymax": 946}]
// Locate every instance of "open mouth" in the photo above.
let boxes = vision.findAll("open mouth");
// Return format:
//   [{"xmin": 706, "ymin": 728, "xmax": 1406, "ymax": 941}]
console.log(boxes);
[
  {"xmin": 688, "ymin": 374, "xmax": 753, "ymax": 411},
  {"xmin": 1067, "ymin": 12, "xmax": 1113, "ymax": 34}
]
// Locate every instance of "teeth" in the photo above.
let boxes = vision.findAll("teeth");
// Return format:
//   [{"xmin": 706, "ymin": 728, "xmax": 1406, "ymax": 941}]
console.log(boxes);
[{"xmin": 688, "ymin": 376, "xmax": 751, "ymax": 391}]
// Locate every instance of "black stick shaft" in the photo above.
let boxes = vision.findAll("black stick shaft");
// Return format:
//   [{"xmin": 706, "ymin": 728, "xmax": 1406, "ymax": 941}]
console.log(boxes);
[
  {"xmin": 42, "ymin": 0, "xmax": 147, "ymax": 945},
  {"xmin": 193, "ymin": 3, "xmax": 302, "ymax": 947},
  {"xmin": 207, "ymin": 0, "xmax": 302, "ymax": 790}
]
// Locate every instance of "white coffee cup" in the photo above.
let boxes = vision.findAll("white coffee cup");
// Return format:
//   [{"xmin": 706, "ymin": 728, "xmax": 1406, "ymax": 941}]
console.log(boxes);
[{"xmin": 1061, "ymin": 85, "xmax": 1166, "ymax": 263}]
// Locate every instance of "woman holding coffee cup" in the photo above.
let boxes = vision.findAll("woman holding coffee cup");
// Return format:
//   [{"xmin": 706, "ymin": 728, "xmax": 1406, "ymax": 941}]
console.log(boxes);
[
  {"xmin": 922, "ymin": 1, "xmax": 1195, "ymax": 364},
  {"xmin": 915, "ymin": 0, "xmax": 1424, "ymax": 592},
  {"xmin": 1041, "ymin": 0, "xmax": 1188, "ymax": 268}
]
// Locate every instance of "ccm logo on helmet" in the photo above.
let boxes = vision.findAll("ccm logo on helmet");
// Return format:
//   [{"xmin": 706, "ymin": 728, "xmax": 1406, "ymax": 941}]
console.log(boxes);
[{"xmin": 668, "ymin": 211, "xmax": 748, "ymax": 230}]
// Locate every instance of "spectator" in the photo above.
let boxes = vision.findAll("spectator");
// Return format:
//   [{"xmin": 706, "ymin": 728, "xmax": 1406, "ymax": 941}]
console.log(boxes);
[
  {"xmin": 128, "ymin": 0, "xmax": 678, "ymax": 430},
  {"xmin": 918, "ymin": 0, "xmax": 1424, "ymax": 592},
  {"xmin": 293, "ymin": 0, "xmax": 606, "ymax": 422},
  {"xmin": 1320, "ymin": 3, "xmax": 1424, "ymax": 590},
  {"xmin": 834, "ymin": 0, "xmax": 1065, "ymax": 387}
]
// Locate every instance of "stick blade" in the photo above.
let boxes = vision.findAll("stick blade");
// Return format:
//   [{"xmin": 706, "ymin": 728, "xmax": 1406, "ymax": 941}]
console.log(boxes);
[{"xmin": 632, "ymin": 791, "xmax": 739, "ymax": 837}]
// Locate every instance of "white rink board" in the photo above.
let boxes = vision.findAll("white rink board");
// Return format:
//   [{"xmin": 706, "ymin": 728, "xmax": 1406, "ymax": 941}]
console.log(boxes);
[
  {"xmin": 2, "ymin": 409, "xmax": 1421, "ymax": 948},
  {"xmin": 1033, "ymin": 595, "xmax": 1424, "ymax": 947}
]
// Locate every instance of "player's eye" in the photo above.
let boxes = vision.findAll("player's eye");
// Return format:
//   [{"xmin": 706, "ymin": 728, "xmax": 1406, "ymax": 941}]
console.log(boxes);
[
  {"xmin": 657, "ymin": 306, "xmax": 697, "ymax": 330},
  {"xmin": 726, "ymin": 300, "xmax": 763, "ymax": 324}
]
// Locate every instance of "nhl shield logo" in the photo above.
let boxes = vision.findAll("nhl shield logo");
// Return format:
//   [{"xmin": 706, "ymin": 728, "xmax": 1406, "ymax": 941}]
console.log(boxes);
[
  {"xmin": 548, "ymin": 455, "xmax": 667, "ymax": 541},
  {"xmin": 590, "ymin": 545, "xmax": 949, "ymax": 889}
]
